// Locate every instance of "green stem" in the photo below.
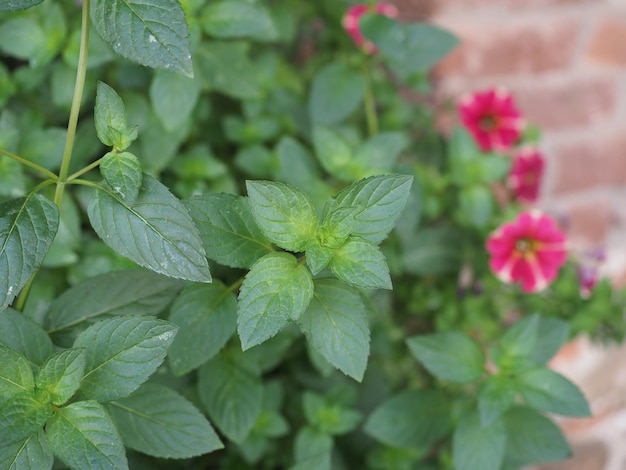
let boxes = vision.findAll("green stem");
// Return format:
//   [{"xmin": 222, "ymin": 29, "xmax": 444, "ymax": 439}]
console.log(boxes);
[
  {"xmin": 54, "ymin": 0, "xmax": 90, "ymax": 208},
  {"xmin": 67, "ymin": 178, "xmax": 105, "ymax": 190},
  {"xmin": 362, "ymin": 66, "xmax": 379, "ymax": 136},
  {"xmin": 14, "ymin": 275, "xmax": 37, "ymax": 312},
  {"xmin": 66, "ymin": 156, "xmax": 103, "ymax": 182},
  {"xmin": 0, "ymin": 148, "xmax": 58, "ymax": 180},
  {"xmin": 227, "ymin": 277, "xmax": 244, "ymax": 294},
  {"xmin": 16, "ymin": 0, "xmax": 90, "ymax": 311}
]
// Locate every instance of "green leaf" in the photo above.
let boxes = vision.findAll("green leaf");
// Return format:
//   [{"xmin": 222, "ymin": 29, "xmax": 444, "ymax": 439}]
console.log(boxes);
[
  {"xmin": 91, "ymin": 0, "xmax": 193, "ymax": 77},
  {"xmin": 305, "ymin": 239, "xmax": 333, "ymax": 275},
  {"xmin": 318, "ymin": 207, "xmax": 355, "ymax": 249},
  {"xmin": 309, "ymin": 63, "xmax": 365, "ymax": 125},
  {"xmin": 364, "ymin": 390, "xmax": 451, "ymax": 448},
  {"xmin": 0, "ymin": 194, "xmax": 59, "ymax": 311},
  {"xmin": 325, "ymin": 175, "xmax": 413, "ymax": 244},
  {"xmin": 167, "ymin": 282, "xmax": 237, "ymax": 376},
  {"xmin": 94, "ymin": 81, "xmax": 130, "ymax": 148},
  {"xmin": 150, "ymin": 70, "xmax": 200, "ymax": 130},
  {"xmin": 477, "ymin": 375, "xmax": 517, "ymax": 426},
  {"xmin": 361, "ymin": 15, "xmax": 458, "ymax": 76},
  {"xmin": 238, "ymin": 253, "xmax": 314, "ymax": 350},
  {"xmin": 275, "ymin": 136, "xmax": 324, "ymax": 193},
  {"xmin": 0, "ymin": 308, "xmax": 54, "ymax": 367},
  {"xmin": 458, "ymin": 185, "xmax": 493, "ymax": 229},
  {"xmin": 366, "ymin": 447, "xmax": 422, "ymax": 470},
  {"xmin": 99, "ymin": 151, "xmax": 143, "ymax": 205},
  {"xmin": 198, "ymin": 349, "xmax": 263, "ymax": 444},
  {"xmin": 452, "ymin": 411, "xmax": 506, "ymax": 470},
  {"xmin": 402, "ymin": 227, "xmax": 464, "ymax": 275},
  {"xmin": 18, "ymin": 128, "xmax": 67, "ymax": 171},
  {"xmin": 0, "ymin": 431, "xmax": 53, "ymax": 470},
  {"xmin": 406, "ymin": 331, "xmax": 485, "ymax": 383},
  {"xmin": 528, "ymin": 316, "xmax": 570, "ymax": 365},
  {"xmin": 195, "ymin": 41, "xmax": 261, "ymax": 99},
  {"xmin": 447, "ymin": 127, "xmax": 482, "ymax": 183},
  {"xmin": 477, "ymin": 154, "xmax": 511, "ymax": 183},
  {"xmin": 45, "ymin": 269, "xmax": 182, "ymax": 335},
  {"xmin": 46, "ymin": 401, "xmax": 128, "ymax": 470},
  {"xmin": 0, "ymin": 345, "xmax": 35, "ymax": 401},
  {"xmin": 298, "ymin": 279, "xmax": 369, "ymax": 381},
  {"xmin": 0, "ymin": 391, "xmax": 52, "ymax": 447},
  {"xmin": 88, "ymin": 174, "xmax": 211, "ymax": 282},
  {"xmin": 200, "ymin": 0, "xmax": 277, "ymax": 40},
  {"xmin": 35, "ymin": 348, "xmax": 86, "ymax": 406},
  {"xmin": 517, "ymin": 367, "xmax": 591, "ymax": 417},
  {"xmin": 312, "ymin": 126, "xmax": 355, "ymax": 181},
  {"xmin": 234, "ymin": 144, "xmax": 276, "ymax": 177},
  {"xmin": 502, "ymin": 406, "xmax": 571, "ymax": 467},
  {"xmin": 107, "ymin": 383, "xmax": 223, "ymax": 458},
  {"xmin": 246, "ymin": 180, "xmax": 319, "ymax": 252},
  {"xmin": 302, "ymin": 393, "xmax": 362, "ymax": 436},
  {"xmin": 0, "ymin": 158, "xmax": 24, "ymax": 199},
  {"xmin": 492, "ymin": 314, "xmax": 569, "ymax": 374},
  {"xmin": 293, "ymin": 426, "xmax": 332, "ymax": 469},
  {"xmin": 354, "ymin": 132, "xmax": 409, "ymax": 172},
  {"xmin": 330, "ymin": 236, "xmax": 392, "ymax": 290},
  {"xmin": 185, "ymin": 193, "xmax": 273, "ymax": 269},
  {"xmin": 74, "ymin": 316, "xmax": 178, "ymax": 402},
  {"xmin": 42, "ymin": 192, "xmax": 81, "ymax": 268},
  {"xmin": 254, "ymin": 410, "xmax": 289, "ymax": 439},
  {"xmin": 0, "ymin": 0, "xmax": 44, "ymax": 12},
  {"xmin": 0, "ymin": 18, "xmax": 48, "ymax": 66}
]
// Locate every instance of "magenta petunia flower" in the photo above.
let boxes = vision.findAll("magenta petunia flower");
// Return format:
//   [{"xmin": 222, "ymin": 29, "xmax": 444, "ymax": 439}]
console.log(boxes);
[
  {"xmin": 458, "ymin": 88, "xmax": 525, "ymax": 152},
  {"xmin": 342, "ymin": 2, "xmax": 399, "ymax": 54},
  {"xmin": 486, "ymin": 211, "xmax": 567, "ymax": 293},
  {"xmin": 508, "ymin": 147, "xmax": 545, "ymax": 203}
]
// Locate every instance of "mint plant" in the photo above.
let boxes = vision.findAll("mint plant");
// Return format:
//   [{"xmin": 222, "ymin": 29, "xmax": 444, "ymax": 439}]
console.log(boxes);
[{"xmin": 0, "ymin": 1, "xmax": 624, "ymax": 469}]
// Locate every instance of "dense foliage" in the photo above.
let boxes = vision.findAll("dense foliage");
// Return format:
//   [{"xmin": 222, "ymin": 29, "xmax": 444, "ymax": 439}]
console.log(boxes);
[{"xmin": 0, "ymin": 1, "xmax": 624, "ymax": 469}]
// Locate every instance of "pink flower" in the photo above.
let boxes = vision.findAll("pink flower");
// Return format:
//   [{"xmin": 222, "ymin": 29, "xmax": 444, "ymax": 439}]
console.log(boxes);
[
  {"xmin": 458, "ymin": 88, "xmax": 525, "ymax": 152},
  {"xmin": 508, "ymin": 147, "xmax": 545, "ymax": 203},
  {"xmin": 342, "ymin": 2, "xmax": 399, "ymax": 54},
  {"xmin": 486, "ymin": 211, "xmax": 567, "ymax": 293}
]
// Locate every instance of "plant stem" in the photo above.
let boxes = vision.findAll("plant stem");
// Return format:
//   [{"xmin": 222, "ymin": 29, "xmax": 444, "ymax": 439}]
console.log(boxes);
[
  {"xmin": 54, "ymin": 0, "xmax": 90, "ymax": 208},
  {"xmin": 0, "ymin": 148, "xmax": 58, "ymax": 180},
  {"xmin": 67, "ymin": 156, "xmax": 103, "ymax": 182},
  {"xmin": 363, "ymin": 66, "xmax": 379, "ymax": 136},
  {"xmin": 16, "ymin": 0, "xmax": 90, "ymax": 311},
  {"xmin": 14, "ymin": 275, "xmax": 37, "ymax": 312}
]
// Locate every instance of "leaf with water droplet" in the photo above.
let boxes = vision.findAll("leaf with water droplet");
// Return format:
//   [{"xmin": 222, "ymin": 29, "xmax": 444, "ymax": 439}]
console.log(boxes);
[
  {"xmin": 88, "ymin": 174, "xmax": 211, "ymax": 283},
  {"xmin": 91, "ymin": 0, "xmax": 193, "ymax": 77},
  {"xmin": 0, "ymin": 193, "xmax": 59, "ymax": 312},
  {"xmin": 74, "ymin": 316, "xmax": 178, "ymax": 402},
  {"xmin": 0, "ymin": 0, "xmax": 44, "ymax": 12},
  {"xmin": 100, "ymin": 151, "xmax": 143, "ymax": 205}
]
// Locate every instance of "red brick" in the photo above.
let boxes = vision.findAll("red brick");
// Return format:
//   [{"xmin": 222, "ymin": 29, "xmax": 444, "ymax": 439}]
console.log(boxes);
[
  {"xmin": 550, "ymin": 133, "xmax": 626, "ymax": 195},
  {"xmin": 434, "ymin": 17, "xmax": 581, "ymax": 77},
  {"xmin": 566, "ymin": 199, "xmax": 613, "ymax": 244},
  {"xmin": 421, "ymin": 0, "xmax": 598, "ymax": 14},
  {"xmin": 513, "ymin": 75, "xmax": 618, "ymax": 131},
  {"xmin": 393, "ymin": 0, "xmax": 437, "ymax": 20},
  {"xmin": 586, "ymin": 15, "xmax": 626, "ymax": 66}
]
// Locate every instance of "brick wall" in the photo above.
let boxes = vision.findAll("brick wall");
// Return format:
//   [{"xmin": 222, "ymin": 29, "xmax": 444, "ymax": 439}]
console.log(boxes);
[
  {"xmin": 392, "ymin": 3, "xmax": 626, "ymax": 468},
  {"xmin": 395, "ymin": 0, "xmax": 626, "ymax": 278}
]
